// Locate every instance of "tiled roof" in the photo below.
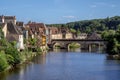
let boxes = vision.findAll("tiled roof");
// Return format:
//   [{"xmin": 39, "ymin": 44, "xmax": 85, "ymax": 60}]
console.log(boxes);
[
  {"xmin": 17, "ymin": 26, "xmax": 24, "ymax": 34},
  {"xmin": 7, "ymin": 22, "xmax": 22, "ymax": 35},
  {"xmin": 16, "ymin": 21, "xmax": 24, "ymax": 26},
  {"xmin": 50, "ymin": 27, "xmax": 59, "ymax": 34},
  {"xmin": 6, "ymin": 22, "xmax": 23, "ymax": 42},
  {"xmin": 0, "ymin": 15, "xmax": 16, "ymax": 19},
  {"xmin": 60, "ymin": 26, "xmax": 69, "ymax": 33},
  {"xmin": 27, "ymin": 22, "xmax": 46, "ymax": 35},
  {"xmin": 6, "ymin": 34, "xmax": 19, "ymax": 42},
  {"xmin": 87, "ymin": 32, "xmax": 101, "ymax": 40}
]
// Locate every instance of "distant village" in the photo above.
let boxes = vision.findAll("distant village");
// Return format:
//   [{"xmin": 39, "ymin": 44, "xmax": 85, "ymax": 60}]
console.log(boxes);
[{"xmin": 0, "ymin": 15, "xmax": 101, "ymax": 51}]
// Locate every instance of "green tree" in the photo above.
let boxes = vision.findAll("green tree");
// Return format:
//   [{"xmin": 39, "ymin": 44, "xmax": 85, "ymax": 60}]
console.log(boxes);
[
  {"xmin": 29, "ymin": 38, "xmax": 37, "ymax": 46},
  {"xmin": 76, "ymin": 29, "xmax": 81, "ymax": 35},
  {"xmin": 117, "ymin": 24, "xmax": 120, "ymax": 30},
  {"xmin": 70, "ymin": 28, "xmax": 76, "ymax": 33},
  {"xmin": 0, "ymin": 27, "xmax": 4, "ymax": 39},
  {"xmin": 102, "ymin": 30, "xmax": 120, "ymax": 55},
  {"xmin": 5, "ymin": 47, "xmax": 21, "ymax": 65},
  {"xmin": 101, "ymin": 30, "xmax": 115, "ymax": 40},
  {"xmin": 0, "ymin": 51, "xmax": 8, "ymax": 72}
]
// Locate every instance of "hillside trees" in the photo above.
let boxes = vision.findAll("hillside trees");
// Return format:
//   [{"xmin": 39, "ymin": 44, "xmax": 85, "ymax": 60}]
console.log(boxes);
[
  {"xmin": 102, "ymin": 30, "xmax": 120, "ymax": 55},
  {"xmin": 48, "ymin": 16, "xmax": 120, "ymax": 33}
]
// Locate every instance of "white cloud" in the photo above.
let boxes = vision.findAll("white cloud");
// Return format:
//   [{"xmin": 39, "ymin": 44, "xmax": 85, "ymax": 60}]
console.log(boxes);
[{"xmin": 62, "ymin": 16, "xmax": 76, "ymax": 19}]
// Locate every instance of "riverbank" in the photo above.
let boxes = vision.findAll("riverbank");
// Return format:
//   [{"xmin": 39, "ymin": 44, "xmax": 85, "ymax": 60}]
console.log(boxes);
[
  {"xmin": 0, "ymin": 52, "xmax": 34, "ymax": 73},
  {"xmin": 0, "ymin": 47, "xmax": 47, "ymax": 73},
  {"xmin": 1, "ymin": 52, "xmax": 120, "ymax": 80},
  {"xmin": 107, "ymin": 54, "xmax": 120, "ymax": 60}
]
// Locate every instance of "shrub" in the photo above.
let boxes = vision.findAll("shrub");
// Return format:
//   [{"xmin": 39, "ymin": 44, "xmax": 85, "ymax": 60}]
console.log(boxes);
[
  {"xmin": 36, "ymin": 47, "xmax": 42, "ymax": 54},
  {"xmin": 0, "ymin": 51, "xmax": 8, "ymax": 72},
  {"xmin": 6, "ymin": 54, "xmax": 15, "ymax": 65},
  {"xmin": 5, "ymin": 47, "xmax": 21, "ymax": 65}
]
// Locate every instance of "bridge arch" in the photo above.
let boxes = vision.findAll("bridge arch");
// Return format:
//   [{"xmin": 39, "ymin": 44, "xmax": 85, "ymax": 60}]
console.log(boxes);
[
  {"xmin": 53, "ymin": 42, "xmax": 61, "ymax": 49},
  {"xmin": 88, "ymin": 42, "xmax": 105, "ymax": 52},
  {"xmin": 50, "ymin": 39, "xmax": 107, "ymax": 52},
  {"xmin": 67, "ymin": 42, "xmax": 81, "ymax": 50}
]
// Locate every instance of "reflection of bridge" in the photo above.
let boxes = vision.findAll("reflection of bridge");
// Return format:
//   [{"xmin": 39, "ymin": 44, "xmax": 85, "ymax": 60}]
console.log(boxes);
[{"xmin": 49, "ymin": 39, "xmax": 107, "ymax": 51}]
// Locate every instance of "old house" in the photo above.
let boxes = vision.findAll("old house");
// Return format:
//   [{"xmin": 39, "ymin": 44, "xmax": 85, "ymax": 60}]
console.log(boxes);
[
  {"xmin": 87, "ymin": 32, "xmax": 101, "ymax": 40},
  {"xmin": 6, "ymin": 22, "xmax": 24, "ymax": 50},
  {"xmin": 0, "ymin": 23, "xmax": 7, "ymax": 38},
  {"xmin": 76, "ymin": 33, "xmax": 87, "ymax": 39},
  {"xmin": 46, "ymin": 26, "xmax": 52, "ymax": 44},
  {"xmin": 48, "ymin": 26, "xmax": 73, "ymax": 40},
  {"xmin": 27, "ymin": 22, "xmax": 47, "ymax": 46},
  {"xmin": 0, "ymin": 15, "xmax": 24, "ymax": 50},
  {"xmin": 0, "ymin": 15, "xmax": 16, "ymax": 24},
  {"xmin": 59, "ymin": 26, "xmax": 73, "ymax": 39},
  {"xmin": 50, "ymin": 27, "xmax": 62, "ymax": 39}
]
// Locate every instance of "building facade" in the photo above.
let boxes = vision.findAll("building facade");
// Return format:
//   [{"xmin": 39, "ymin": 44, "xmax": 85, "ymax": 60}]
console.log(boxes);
[
  {"xmin": 76, "ymin": 33, "xmax": 87, "ymax": 39},
  {"xmin": 0, "ymin": 15, "xmax": 16, "ymax": 24},
  {"xmin": 48, "ymin": 26, "xmax": 73, "ymax": 40},
  {"xmin": 26, "ymin": 22, "xmax": 47, "ymax": 46},
  {"xmin": 0, "ymin": 15, "xmax": 24, "ymax": 50}
]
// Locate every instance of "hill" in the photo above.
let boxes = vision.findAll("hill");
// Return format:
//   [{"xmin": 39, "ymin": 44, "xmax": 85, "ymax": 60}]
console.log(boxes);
[{"xmin": 48, "ymin": 16, "xmax": 120, "ymax": 33}]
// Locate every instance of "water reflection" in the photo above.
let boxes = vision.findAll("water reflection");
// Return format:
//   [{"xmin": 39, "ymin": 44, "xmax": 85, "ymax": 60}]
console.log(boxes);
[
  {"xmin": 32, "ymin": 54, "xmax": 46, "ymax": 64},
  {"xmin": 0, "ymin": 51, "xmax": 120, "ymax": 80},
  {"xmin": 68, "ymin": 48, "xmax": 81, "ymax": 52},
  {"xmin": 54, "ymin": 47, "xmax": 105, "ymax": 53}
]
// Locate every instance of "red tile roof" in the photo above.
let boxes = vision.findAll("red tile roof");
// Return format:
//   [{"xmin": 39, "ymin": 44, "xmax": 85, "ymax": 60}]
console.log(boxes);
[
  {"xmin": 50, "ymin": 27, "xmax": 59, "ymax": 34},
  {"xmin": 27, "ymin": 22, "xmax": 46, "ymax": 35}
]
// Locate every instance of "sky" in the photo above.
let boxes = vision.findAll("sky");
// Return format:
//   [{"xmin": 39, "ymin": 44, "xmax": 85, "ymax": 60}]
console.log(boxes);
[{"xmin": 0, "ymin": 0, "xmax": 120, "ymax": 24}]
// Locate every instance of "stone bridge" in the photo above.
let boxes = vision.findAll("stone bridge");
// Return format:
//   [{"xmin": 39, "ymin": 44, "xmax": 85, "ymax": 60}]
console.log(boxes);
[{"xmin": 49, "ymin": 39, "xmax": 107, "ymax": 51}]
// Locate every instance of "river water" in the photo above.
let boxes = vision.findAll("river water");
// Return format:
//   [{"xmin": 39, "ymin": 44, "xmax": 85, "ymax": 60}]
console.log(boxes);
[{"xmin": 0, "ymin": 51, "xmax": 120, "ymax": 80}]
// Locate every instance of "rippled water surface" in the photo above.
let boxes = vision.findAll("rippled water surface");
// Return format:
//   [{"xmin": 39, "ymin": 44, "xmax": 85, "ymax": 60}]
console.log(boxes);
[{"xmin": 1, "ymin": 51, "xmax": 120, "ymax": 80}]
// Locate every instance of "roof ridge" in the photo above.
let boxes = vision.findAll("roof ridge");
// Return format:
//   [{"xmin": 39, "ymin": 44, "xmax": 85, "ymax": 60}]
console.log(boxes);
[{"xmin": 7, "ymin": 22, "xmax": 21, "ymax": 35}]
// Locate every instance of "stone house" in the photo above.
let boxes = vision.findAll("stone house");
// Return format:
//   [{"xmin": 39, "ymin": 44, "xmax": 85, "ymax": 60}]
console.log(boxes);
[
  {"xmin": 26, "ymin": 22, "xmax": 47, "ymax": 46},
  {"xmin": 6, "ymin": 22, "xmax": 24, "ymax": 50},
  {"xmin": 0, "ymin": 15, "xmax": 24, "ymax": 50},
  {"xmin": 49, "ymin": 26, "xmax": 73, "ymax": 39},
  {"xmin": 59, "ymin": 26, "xmax": 73, "ymax": 39},
  {"xmin": 0, "ymin": 15, "xmax": 16, "ymax": 24},
  {"xmin": 0, "ymin": 23, "xmax": 7, "ymax": 38},
  {"xmin": 65, "ymin": 33, "xmax": 73, "ymax": 39},
  {"xmin": 50, "ymin": 27, "xmax": 62, "ymax": 39},
  {"xmin": 46, "ymin": 26, "xmax": 52, "ymax": 44},
  {"xmin": 87, "ymin": 32, "xmax": 101, "ymax": 40},
  {"xmin": 76, "ymin": 33, "xmax": 87, "ymax": 39}
]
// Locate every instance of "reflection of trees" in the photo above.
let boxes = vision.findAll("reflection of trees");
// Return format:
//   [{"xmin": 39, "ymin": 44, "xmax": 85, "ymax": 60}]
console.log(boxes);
[{"xmin": 32, "ymin": 54, "xmax": 46, "ymax": 64}]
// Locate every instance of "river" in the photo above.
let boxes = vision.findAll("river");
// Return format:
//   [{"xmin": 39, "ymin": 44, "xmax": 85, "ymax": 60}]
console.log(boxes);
[{"xmin": 0, "ymin": 50, "xmax": 120, "ymax": 80}]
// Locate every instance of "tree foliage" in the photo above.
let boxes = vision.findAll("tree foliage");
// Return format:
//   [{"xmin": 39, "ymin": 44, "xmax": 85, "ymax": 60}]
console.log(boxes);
[
  {"xmin": 0, "ymin": 51, "xmax": 8, "ymax": 72},
  {"xmin": 5, "ymin": 46, "xmax": 21, "ymax": 65},
  {"xmin": 102, "ymin": 30, "xmax": 120, "ymax": 55},
  {"xmin": 29, "ymin": 38, "xmax": 37, "ymax": 46},
  {"xmin": 0, "ymin": 27, "xmax": 4, "ymax": 39},
  {"xmin": 48, "ymin": 16, "xmax": 120, "ymax": 33}
]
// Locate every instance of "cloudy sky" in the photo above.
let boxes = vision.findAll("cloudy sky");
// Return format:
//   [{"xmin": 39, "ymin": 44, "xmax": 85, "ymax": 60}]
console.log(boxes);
[{"xmin": 0, "ymin": 0, "xmax": 120, "ymax": 24}]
